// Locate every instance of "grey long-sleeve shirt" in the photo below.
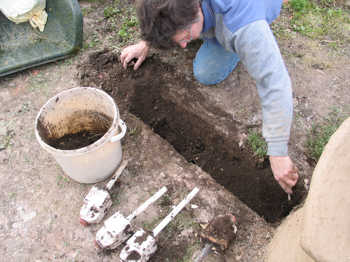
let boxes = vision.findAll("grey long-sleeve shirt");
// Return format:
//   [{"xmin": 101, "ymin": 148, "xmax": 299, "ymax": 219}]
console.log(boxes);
[{"xmin": 202, "ymin": 17, "xmax": 293, "ymax": 156}]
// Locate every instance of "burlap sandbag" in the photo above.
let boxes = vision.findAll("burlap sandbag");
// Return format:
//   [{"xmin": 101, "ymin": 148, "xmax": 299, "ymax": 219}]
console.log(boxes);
[
  {"xmin": 265, "ymin": 208, "xmax": 315, "ymax": 262},
  {"xmin": 301, "ymin": 117, "xmax": 350, "ymax": 262}
]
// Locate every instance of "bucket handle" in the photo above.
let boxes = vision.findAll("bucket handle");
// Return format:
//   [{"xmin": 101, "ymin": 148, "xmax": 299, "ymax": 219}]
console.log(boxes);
[{"xmin": 110, "ymin": 119, "xmax": 127, "ymax": 143}]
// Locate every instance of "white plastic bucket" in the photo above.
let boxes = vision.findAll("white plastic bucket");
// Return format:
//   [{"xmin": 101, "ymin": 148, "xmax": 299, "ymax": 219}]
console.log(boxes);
[{"xmin": 35, "ymin": 87, "xmax": 127, "ymax": 184}]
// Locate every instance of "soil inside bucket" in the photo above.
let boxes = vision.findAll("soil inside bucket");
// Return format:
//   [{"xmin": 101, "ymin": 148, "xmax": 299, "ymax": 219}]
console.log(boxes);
[
  {"xmin": 49, "ymin": 130, "xmax": 106, "ymax": 150},
  {"xmin": 39, "ymin": 110, "xmax": 113, "ymax": 150}
]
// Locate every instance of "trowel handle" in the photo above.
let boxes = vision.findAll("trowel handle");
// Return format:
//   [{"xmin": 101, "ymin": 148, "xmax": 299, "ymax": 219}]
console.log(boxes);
[
  {"xmin": 152, "ymin": 187, "xmax": 199, "ymax": 237},
  {"xmin": 127, "ymin": 186, "xmax": 167, "ymax": 221},
  {"xmin": 110, "ymin": 119, "xmax": 127, "ymax": 143},
  {"xmin": 106, "ymin": 159, "xmax": 129, "ymax": 191}
]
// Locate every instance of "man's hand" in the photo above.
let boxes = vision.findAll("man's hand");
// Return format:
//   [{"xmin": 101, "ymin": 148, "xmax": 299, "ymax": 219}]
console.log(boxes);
[
  {"xmin": 269, "ymin": 156, "xmax": 298, "ymax": 194},
  {"xmin": 120, "ymin": 40, "xmax": 149, "ymax": 70}
]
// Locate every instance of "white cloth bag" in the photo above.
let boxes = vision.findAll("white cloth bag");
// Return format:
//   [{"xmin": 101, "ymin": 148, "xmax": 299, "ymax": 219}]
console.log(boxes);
[{"xmin": 0, "ymin": 0, "xmax": 48, "ymax": 32}]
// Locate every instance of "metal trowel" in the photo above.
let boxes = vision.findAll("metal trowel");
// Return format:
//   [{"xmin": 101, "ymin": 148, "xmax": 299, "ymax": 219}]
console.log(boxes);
[
  {"xmin": 119, "ymin": 187, "xmax": 199, "ymax": 262},
  {"xmin": 79, "ymin": 159, "xmax": 128, "ymax": 226}
]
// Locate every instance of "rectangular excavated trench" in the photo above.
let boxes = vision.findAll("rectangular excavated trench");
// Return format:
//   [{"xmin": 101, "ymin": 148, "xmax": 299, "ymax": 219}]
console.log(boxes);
[{"xmin": 79, "ymin": 51, "xmax": 305, "ymax": 224}]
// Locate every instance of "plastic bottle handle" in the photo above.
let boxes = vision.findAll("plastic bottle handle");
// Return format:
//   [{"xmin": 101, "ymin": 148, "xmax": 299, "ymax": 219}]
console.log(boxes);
[{"xmin": 110, "ymin": 119, "xmax": 127, "ymax": 143}]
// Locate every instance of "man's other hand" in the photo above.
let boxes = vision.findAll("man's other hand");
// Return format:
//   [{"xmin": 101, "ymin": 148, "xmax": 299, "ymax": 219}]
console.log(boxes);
[
  {"xmin": 269, "ymin": 156, "xmax": 299, "ymax": 194},
  {"xmin": 120, "ymin": 40, "xmax": 149, "ymax": 70}
]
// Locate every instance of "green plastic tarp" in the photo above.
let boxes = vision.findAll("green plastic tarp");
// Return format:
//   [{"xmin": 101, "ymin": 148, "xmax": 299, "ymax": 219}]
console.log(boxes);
[{"xmin": 0, "ymin": 0, "xmax": 83, "ymax": 77}]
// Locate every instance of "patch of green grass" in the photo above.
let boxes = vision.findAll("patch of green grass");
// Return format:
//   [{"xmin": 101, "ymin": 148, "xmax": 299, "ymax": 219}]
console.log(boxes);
[
  {"xmin": 118, "ymin": 15, "xmax": 139, "ymax": 41},
  {"xmin": 111, "ymin": 193, "xmax": 120, "ymax": 205},
  {"xmin": 28, "ymin": 72, "xmax": 49, "ymax": 91},
  {"xmin": 57, "ymin": 175, "xmax": 71, "ymax": 188},
  {"xmin": 104, "ymin": 6, "xmax": 121, "ymax": 18},
  {"xmin": 160, "ymin": 193, "xmax": 172, "ymax": 208},
  {"xmin": 290, "ymin": 0, "xmax": 313, "ymax": 12},
  {"xmin": 23, "ymin": 154, "xmax": 32, "ymax": 164},
  {"xmin": 271, "ymin": 21, "xmax": 294, "ymax": 40},
  {"xmin": 63, "ymin": 57, "xmax": 74, "ymax": 66},
  {"xmin": 306, "ymin": 109, "xmax": 346, "ymax": 162},
  {"xmin": 142, "ymin": 217, "xmax": 162, "ymax": 232},
  {"xmin": 83, "ymin": 32, "xmax": 100, "ymax": 49},
  {"xmin": 19, "ymin": 103, "xmax": 30, "ymax": 113},
  {"xmin": 81, "ymin": 7, "xmax": 93, "ymax": 16},
  {"xmin": 128, "ymin": 125, "xmax": 140, "ymax": 137},
  {"xmin": 82, "ymin": 0, "xmax": 104, "ymax": 3},
  {"xmin": 247, "ymin": 130, "xmax": 267, "ymax": 158},
  {"xmin": 102, "ymin": 0, "xmax": 139, "ymax": 43},
  {"xmin": 0, "ymin": 120, "xmax": 14, "ymax": 151},
  {"xmin": 9, "ymin": 192, "xmax": 17, "ymax": 199},
  {"xmin": 318, "ymin": 0, "xmax": 339, "ymax": 8},
  {"xmin": 174, "ymin": 213, "xmax": 198, "ymax": 231},
  {"xmin": 287, "ymin": 0, "xmax": 350, "ymax": 50}
]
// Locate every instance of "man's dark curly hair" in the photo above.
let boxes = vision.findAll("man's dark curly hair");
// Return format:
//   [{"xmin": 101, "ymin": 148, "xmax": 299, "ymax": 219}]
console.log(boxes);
[{"xmin": 137, "ymin": 0, "xmax": 199, "ymax": 49}]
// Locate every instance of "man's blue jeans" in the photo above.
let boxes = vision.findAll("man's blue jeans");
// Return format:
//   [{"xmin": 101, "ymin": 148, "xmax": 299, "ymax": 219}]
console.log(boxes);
[{"xmin": 193, "ymin": 38, "xmax": 240, "ymax": 85}]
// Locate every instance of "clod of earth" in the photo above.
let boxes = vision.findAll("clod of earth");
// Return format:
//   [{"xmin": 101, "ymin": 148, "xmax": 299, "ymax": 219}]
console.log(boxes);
[{"xmin": 200, "ymin": 214, "xmax": 237, "ymax": 250}]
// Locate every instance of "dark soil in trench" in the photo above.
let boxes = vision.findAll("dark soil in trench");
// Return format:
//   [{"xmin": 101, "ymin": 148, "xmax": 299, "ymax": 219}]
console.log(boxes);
[{"xmin": 78, "ymin": 50, "xmax": 306, "ymax": 225}]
